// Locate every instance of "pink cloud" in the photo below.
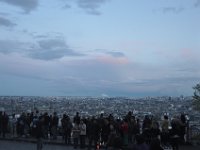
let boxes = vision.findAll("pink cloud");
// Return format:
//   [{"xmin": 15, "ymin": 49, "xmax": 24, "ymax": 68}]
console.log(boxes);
[
  {"xmin": 181, "ymin": 48, "xmax": 193, "ymax": 58},
  {"xmin": 96, "ymin": 55, "xmax": 129, "ymax": 65},
  {"xmin": 180, "ymin": 48, "xmax": 199, "ymax": 61}
]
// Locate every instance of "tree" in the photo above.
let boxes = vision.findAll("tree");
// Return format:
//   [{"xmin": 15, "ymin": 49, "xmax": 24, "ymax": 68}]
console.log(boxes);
[{"xmin": 193, "ymin": 83, "xmax": 200, "ymax": 111}]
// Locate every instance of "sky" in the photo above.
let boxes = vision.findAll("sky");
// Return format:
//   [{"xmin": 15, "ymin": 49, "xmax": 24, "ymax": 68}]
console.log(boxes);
[{"xmin": 0, "ymin": 0, "xmax": 200, "ymax": 97}]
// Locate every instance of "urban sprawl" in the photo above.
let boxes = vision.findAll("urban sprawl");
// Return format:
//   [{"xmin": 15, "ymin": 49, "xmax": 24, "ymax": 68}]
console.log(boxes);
[{"xmin": 0, "ymin": 96, "xmax": 200, "ymax": 149}]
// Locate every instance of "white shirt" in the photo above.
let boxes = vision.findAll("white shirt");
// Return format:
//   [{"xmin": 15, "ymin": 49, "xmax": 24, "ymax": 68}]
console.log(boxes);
[{"xmin": 79, "ymin": 123, "xmax": 86, "ymax": 135}]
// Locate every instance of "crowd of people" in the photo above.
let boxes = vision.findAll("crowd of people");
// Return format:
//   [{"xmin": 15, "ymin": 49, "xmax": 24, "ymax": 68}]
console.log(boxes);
[{"xmin": 0, "ymin": 110, "xmax": 189, "ymax": 150}]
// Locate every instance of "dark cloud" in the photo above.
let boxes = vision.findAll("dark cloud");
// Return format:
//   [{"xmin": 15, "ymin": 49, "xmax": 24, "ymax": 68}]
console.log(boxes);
[
  {"xmin": 0, "ymin": 0, "xmax": 38, "ymax": 13},
  {"xmin": 63, "ymin": 4, "xmax": 71, "ymax": 9},
  {"xmin": 194, "ymin": 0, "xmax": 200, "ymax": 7},
  {"xmin": 106, "ymin": 51, "xmax": 125, "ymax": 57},
  {"xmin": 31, "ymin": 32, "xmax": 65, "ymax": 40},
  {"xmin": 0, "ymin": 16, "xmax": 16, "ymax": 27},
  {"xmin": 0, "ymin": 38, "xmax": 83, "ymax": 60},
  {"xmin": 62, "ymin": 0, "xmax": 110, "ymax": 15},
  {"xmin": 94, "ymin": 49, "xmax": 126, "ymax": 57},
  {"xmin": 38, "ymin": 39, "xmax": 67, "ymax": 49},
  {"xmin": 29, "ymin": 39, "xmax": 84, "ymax": 60},
  {"xmin": 77, "ymin": 0, "xmax": 109, "ymax": 15},
  {"xmin": 32, "ymin": 35, "xmax": 49, "ymax": 39},
  {"xmin": 162, "ymin": 7, "xmax": 184, "ymax": 14},
  {"xmin": 0, "ymin": 40, "xmax": 22, "ymax": 53},
  {"xmin": 0, "ymin": 12, "xmax": 9, "ymax": 15}
]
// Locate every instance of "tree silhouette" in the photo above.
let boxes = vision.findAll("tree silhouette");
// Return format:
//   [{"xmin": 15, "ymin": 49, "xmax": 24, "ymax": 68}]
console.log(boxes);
[{"xmin": 193, "ymin": 83, "xmax": 200, "ymax": 111}]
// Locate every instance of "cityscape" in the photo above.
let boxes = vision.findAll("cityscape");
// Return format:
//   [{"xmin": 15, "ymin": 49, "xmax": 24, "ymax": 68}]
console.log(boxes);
[
  {"xmin": 0, "ymin": 95, "xmax": 200, "ymax": 150},
  {"xmin": 0, "ymin": 96, "xmax": 199, "ymax": 124}
]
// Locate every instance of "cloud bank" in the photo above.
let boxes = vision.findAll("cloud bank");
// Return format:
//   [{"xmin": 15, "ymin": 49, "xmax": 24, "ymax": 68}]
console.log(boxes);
[
  {"xmin": 0, "ymin": 16, "xmax": 16, "ymax": 27},
  {"xmin": 30, "ymin": 38, "xmax": 83, "ymax": 60},
  {"xmin": 0, "ymin": 51, "xmax": 199, "ymax": 96},
  {"xmin": 0, "ymin": 38, "xmax": 83, "ymax": 60},
  {"xmin": 0, "ymin": 0, "xmax": 39, "ymax": 13}
]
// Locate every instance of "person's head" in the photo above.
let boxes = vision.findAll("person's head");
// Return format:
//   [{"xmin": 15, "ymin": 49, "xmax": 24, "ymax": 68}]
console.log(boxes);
[
  {"xmin": 145, "ymin": 115, "xmax": 149, "ymax": 120},
  {"xmin": 12, "ymin": 113, "xmax": 15, "ymax": 118},
  {"xmin": 100, "ymin": 113, "xmax": 103, "ymax": 118},
  {"xmin": 164, "ymin": 115, "xmax": 168, "ymax": 120},
  {"xmin": 128, "ymin": 111, "xmax": 132, "ymax": 116},
  {"xmin": 63, "ymin": 114, "xmax": 67, "ymax": 118}
]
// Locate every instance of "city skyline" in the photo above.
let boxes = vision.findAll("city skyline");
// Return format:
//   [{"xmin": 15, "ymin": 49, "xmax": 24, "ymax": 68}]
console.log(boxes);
[{"xmin": 0, "ymin": 0, "xmax": 200, "ymax": 97}]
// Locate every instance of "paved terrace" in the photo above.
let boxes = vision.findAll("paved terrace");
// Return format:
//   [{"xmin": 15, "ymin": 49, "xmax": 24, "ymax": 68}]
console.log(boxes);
[{"xmin": 0, "ymin": 136, "xmax": 200, "ymax": 150}]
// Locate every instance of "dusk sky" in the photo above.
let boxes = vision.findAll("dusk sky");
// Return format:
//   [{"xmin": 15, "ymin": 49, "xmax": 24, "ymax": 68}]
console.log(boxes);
[{"xmin": 0, "ymin": 0, "xmax": 200, "ymax": 97}]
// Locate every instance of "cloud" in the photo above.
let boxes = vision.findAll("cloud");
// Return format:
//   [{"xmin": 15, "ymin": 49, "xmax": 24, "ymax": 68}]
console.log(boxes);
[
  {"xmin": 63, "ymin": 4, "xmax": 71, "ymax": 9},
  {"xmin": 0, "ymin": 40, "xmax": 23, "ymax": 53},
  {"xmin": 178, "ymin": 48, "xmax": 200, "ymax": 66},
  {"xmin": 194, "ymin": 0, "xmax": 200, "ymax": 7},
  {"xmin": 94, "ymin": 49, "xmax": 126, "ymax": 57},
  {"xmin": 106, "ymin": 51, "xmax": 125, "ymax": 57},
  {"xmin": 0, "ymin": 50, "xmax": 199, "ymax": 96},
  {"xmin": 91, "ymin": 49, "xmax": 128, "ymax": 64},
  {"xmin": 29, "ymin": 39, "xmax": 83, "ymax": 60},
  {"xmin": 31, "ymin": 32, "xmax": 66, "ymax": 40},
  {"xmin": 62, "ymin": 0, "xmax": 110, "ymax": 15},
  {"xmin": 0, "ymin": 16, "xmax": 16, "ymax": 27},
  {"xmin": 0, "ymin": 53, "xmax": 124, "ymax": 96},
  {"xmin": 38, "ymin": 39, "xmax": 67, "ymax": 50},
  {"xmin": 78, "ymin": 0, "xmax": 110, "ymax": 15},
  {"xmin": 162, "ymin": 7, "xmax": 184, "ymax": 14},
  {"xmin": 0, "ymin": 0, "xmax": 39, "ymax": 13},
  {"xmin": 96, "ymin": 55, "xmax": 129, "ymax": 65},
  {"xmin": 0, "ymin": 38, "xmax": 83, "ymax": 60}
]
